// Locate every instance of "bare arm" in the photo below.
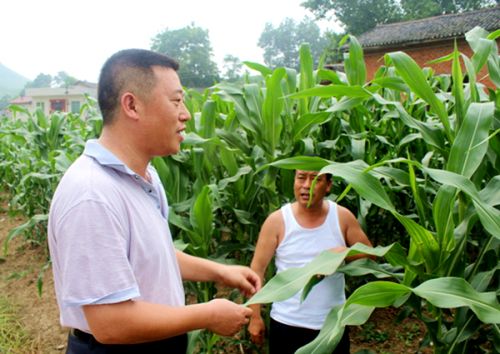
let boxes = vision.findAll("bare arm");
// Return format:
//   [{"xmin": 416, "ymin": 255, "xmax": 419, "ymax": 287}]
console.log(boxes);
[
  {"xmin": 336, "ymin": 205, "xmax": 375, "ymax": 261},
  {"xmin": 175, "ymin": 250, "xmax": 260, "ymax": 297},
  {"xmin": 83, "ymin": 298, "xmax": 252, "ymax": 344},
  {"xmin": 248, "ymin": 210, "xmax": 283, "ymax": 345}
]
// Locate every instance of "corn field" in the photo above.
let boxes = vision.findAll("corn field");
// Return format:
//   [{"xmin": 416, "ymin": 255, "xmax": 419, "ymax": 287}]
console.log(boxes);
[{"xmin": 1, "ymin": 27, "xmax": 499, "ymax": 353}]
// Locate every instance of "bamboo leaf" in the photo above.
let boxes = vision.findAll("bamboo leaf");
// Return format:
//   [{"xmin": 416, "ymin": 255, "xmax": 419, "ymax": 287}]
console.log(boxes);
[{"xmin": 413, "ymin": 277, "xmax": 500, "ymax": 324}]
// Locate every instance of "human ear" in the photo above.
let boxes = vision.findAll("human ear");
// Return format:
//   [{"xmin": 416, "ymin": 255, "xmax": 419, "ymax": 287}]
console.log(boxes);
[{"xmin": 121, "ymin": 92, "xmax": 140, "ymax": 121}]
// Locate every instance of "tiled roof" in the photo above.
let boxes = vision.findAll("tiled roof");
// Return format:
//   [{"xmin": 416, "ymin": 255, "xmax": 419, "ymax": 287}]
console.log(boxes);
[{"xmin": 358, "ymin": 6, "xmax": 500, "ymax": 48}]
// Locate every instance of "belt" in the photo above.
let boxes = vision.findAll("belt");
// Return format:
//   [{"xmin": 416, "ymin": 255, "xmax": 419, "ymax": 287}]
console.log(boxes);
[{"xmin": 70, "ymin": 328, "xmax": 95, "ymax": 343}]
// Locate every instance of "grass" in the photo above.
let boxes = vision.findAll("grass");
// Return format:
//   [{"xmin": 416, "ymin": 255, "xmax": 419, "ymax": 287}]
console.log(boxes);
[{"xmin": 0, "ymin": 296, "xmax": 30, "ymax": 353}]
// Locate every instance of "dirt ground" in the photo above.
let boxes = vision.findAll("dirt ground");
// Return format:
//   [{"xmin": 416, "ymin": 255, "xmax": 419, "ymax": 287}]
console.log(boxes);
[{"xmin": 0, "ymin": 197, "xmax": 432, "ymax": 354}]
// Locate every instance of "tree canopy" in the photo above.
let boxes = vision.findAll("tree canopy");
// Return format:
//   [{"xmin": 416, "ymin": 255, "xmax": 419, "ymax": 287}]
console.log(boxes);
[
  {"xmin": 302, "ymin": 0, "xmax": 499, "ymax": 35},
  {"xmin": 151, "ymin": 24, "xmax": 220, "ymax": 88},
  {"xmin": 258, "ymin": 17, "xmax": 328, "ymax": 70}
]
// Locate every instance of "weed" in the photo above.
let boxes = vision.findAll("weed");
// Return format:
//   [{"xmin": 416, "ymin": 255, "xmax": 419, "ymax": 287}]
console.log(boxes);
[{"xmin": 0, "ymin": 296, "xmax": 30, "ymax": 353}]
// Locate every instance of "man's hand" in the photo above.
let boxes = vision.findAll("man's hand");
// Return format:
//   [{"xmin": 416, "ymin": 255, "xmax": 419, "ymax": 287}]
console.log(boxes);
[
  {"xmin": 218, "ymin": 265, "xmax": 261, "ymax": 297},
  {"xmin": 206, "ymin": 299, "xmax": 253, "ymax": 336},
  {"xmin": 248, "ymin": 315, "xmax": 265, "ymax": 345}
]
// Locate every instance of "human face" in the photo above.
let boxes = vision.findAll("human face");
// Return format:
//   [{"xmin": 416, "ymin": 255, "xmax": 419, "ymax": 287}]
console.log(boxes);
[
  {"xmin": 140, "ymin": 66, "xmax": 191, "ymax": 156},
  {"xmin": 294, "ymin": 170, "xmax": 332, "ymax": 208}
]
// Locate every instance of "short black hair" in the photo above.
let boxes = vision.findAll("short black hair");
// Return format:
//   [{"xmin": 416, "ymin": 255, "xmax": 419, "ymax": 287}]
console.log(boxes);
[{"xmin": 97, "ymin": 49, "xmax": 179, "ymax": 125}]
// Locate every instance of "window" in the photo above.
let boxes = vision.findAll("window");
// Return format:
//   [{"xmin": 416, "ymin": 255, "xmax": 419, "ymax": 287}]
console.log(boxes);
[
  {"xmin": 36, "ymin": 102, "xmax": 45, "ymax": 112},
  {"xmin": 71, "ymin": 101, "xmax": 81, "ymax": 113}
]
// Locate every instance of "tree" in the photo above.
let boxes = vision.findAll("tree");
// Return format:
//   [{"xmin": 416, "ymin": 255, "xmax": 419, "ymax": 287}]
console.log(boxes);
[
  {"xmin": 26, "ymin": 73, "xmax": 52, "ymax": 88},
  {"xmin": 258, "ymin": 17, "xmax": 328, "ymax": 70},
  {"xmin": 302, "ymin": 0, "xmax": 498, "ymax": 35},
  {"xmin": 221, "ymin": 54, "xmax": 243, "ymax": 82},
  {"xmin": 54, "ymin": 71, "xmax": 78, "ymax": 88},
  {"xmin": 151, "ymin": 24, "xmax": 220, "ymax": 88}
]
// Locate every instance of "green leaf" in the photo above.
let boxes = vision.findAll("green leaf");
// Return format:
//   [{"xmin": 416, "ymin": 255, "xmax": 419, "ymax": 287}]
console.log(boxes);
[
  {"xmin": 292, "ymin": 112, "xmax": 332, "ymax": 141},
  {"xmin": 296, "ymin": 304, "xmax": 374, "ymax": 354},
  {"xmin": 320, "ymin": 160, "xmax": 395, "ymax": 212},
  {"xmin": 262, "ymin": 68, "xmax": 286, "ymax": 154},
  {"xmin": 447, "ymin": 102, "xmax": 494, "ymax": 178},
  {"xmin": 424, "ymin": 168, "xmax": 500, "ymax": 239},
  {"xmin": 288, "ymin": 85, "xmax": 370, "ymax": 99},
  {"xmin": 190, "ymin": 185, "xmax": 213, "ymax": 247},
  {"xmin": 346, "ymin": 281, "xmax": 411, "ymax": 307},
  {"xmin": 267, "ymin": 156, "xmax": 332, "ymax": 172},
  {"xmin": 413, "ymin": 277, "xmax": 500, "ymax": 324},
  {"xmin": 246, "ymin": 244, "xmax": 394, "ymax": 306},
  {"xmin": 387, "ymin": 51, "xmax": 452, "ymax": 142}
]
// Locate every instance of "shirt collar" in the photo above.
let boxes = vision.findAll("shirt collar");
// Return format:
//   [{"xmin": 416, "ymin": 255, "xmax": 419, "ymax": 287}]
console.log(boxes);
[{"xmin": 83, "ymin": 139, "xmax": 137, "ymax": 176}]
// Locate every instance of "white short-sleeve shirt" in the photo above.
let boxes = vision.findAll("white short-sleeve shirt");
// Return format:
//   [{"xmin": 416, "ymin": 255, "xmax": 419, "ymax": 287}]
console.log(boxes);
[{"xmin": 48, "ymin": 139, "xmax": 185, "ymax": 332}]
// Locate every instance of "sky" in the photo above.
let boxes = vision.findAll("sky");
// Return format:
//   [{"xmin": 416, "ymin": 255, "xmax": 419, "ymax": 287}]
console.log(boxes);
[{"xmin": 1, "ymin": 0, "xmax": 341, "ymax": 83}]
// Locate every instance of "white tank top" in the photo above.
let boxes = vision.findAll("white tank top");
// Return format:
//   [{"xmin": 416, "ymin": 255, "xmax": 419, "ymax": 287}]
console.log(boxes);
[{"xmin": 270, "ymin": 200, "xmax": 346, "ymax": 329}]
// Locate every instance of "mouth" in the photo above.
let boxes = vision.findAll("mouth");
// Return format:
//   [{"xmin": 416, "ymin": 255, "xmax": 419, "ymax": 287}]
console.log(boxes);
[
  {"xmin": 300, "ymin": 192, "xmax": 311, "ymax": 200},
  {"xmin": 177, "ymin": 127, "xmax": 186, "ymax": 141}
]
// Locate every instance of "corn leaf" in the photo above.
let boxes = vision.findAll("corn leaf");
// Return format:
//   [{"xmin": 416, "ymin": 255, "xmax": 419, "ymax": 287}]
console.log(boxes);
[
  {"xmin": 413, "ymin": 277, "xmax": 500, "ymax": 324},
  {"xmin": 447, "ymin": 102, "xmax": 494, "ymax": 178},
  {"xmin": 347, "ymin": 281, "xmax": 412, "ymax": 307}
]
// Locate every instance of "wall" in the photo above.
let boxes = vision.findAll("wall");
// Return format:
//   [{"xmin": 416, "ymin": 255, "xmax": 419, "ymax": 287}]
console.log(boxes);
[{"xmin": 363, "ymin": 38, "xmax": 496, "ymax": 89}]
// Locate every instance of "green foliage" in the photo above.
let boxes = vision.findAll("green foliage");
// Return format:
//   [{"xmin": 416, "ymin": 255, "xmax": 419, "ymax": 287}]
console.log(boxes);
[
  {"xmin": 1, "ymin": 21, "xmax": 498, "ymax": 354},
  {"xmin": 0, "ymin": 98, "xmax": 102, "ymax": 252},
  {"xmin": 258, "ymin": 17, "xmax": 329, "ymax": 70},
  {"xmin": 151, "ymin": 24, "xmax": 220, "ymax": 88},
  {"xmin": 302, "ymin": 0, "xmax": 497, "ymax": 35},
  {"xmin": 247, "ymin": 26, "xmax": 500, "ymax": 353}
]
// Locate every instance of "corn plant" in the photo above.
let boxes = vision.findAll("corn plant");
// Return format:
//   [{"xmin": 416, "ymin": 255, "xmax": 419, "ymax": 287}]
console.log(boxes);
[
  {"xmin": 1, "ymin": 99, "xmax": 102, "ymax": 252},
  {"xmin": 247, "ymin": 28, "xmax": 500, "ymax": 353}
]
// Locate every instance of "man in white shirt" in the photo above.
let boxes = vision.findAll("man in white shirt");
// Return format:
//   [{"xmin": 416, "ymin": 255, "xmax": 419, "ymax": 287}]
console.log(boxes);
[
  {"xmin": 248, "ymin": 170, "xmax": 373, "ymax": 353},
  {"xmin": 48, "ymin": 48, "xmax": 260, "ymax": 354}
]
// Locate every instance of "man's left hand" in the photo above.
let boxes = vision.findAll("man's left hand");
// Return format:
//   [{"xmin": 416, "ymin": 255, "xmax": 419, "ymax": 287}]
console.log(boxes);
[{"xmin": 219, "ymin": 265, "xmax": 261, "ymax": 297}]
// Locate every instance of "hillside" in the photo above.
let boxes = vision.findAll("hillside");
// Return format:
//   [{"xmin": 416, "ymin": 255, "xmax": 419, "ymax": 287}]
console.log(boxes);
[{"xmin": 0, "ymin": 63, "xmax": 28, "ymax": 97}]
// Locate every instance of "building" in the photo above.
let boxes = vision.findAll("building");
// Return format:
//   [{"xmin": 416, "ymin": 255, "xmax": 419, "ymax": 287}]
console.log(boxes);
[
  {"xmin": 356, "ymin": 6, "xmax": 500, "ymax": 87},
  {"xmin": 10, "ymin": 81, "xmax": 97, "ymax": 116}
]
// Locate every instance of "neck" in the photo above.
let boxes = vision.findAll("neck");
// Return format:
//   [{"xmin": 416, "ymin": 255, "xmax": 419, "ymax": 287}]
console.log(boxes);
[
  {"xmin": 294, "ymin": 200, "xmax": 327, "ymax": 217},
  {"xmin": 98, "ymin": 126, "xmax": 150, "ymax": 179}
]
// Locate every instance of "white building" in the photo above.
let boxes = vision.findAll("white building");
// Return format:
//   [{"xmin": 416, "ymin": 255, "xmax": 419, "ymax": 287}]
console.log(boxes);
[{"xmin": 10, "ymin": 82, "xmax": 97, "ymax": 116}]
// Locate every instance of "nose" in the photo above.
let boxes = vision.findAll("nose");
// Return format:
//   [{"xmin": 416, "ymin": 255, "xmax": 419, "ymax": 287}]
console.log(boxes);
[
  {"xmin": 180, "ymin": 102, "xmax": 191, "ymax": 121},
  {"xmin": 303, "ymin": 177, "xmax": 313, "ymax": 188}
]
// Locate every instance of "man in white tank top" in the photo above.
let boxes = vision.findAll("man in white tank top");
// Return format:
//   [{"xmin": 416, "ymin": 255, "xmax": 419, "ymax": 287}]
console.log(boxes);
[{"xmin": 248, "ymin": 170, "xmax": 374, "ymax": 354}]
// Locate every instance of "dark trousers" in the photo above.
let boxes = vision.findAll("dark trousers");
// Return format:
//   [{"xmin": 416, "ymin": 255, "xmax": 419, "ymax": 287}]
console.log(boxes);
[
  {"xmin": 66, "ymin": 330, "xmax": 188, "ymax": 354},
  {"xmin": 269, "ymin": 318, "xmax": 350, "ymax": 354}
]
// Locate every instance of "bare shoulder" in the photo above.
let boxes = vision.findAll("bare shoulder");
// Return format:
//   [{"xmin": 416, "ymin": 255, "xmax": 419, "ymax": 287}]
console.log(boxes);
[
  {"xmin": 336, "ymin": 204, "xmax": 357, "ymax": 223},
  {"xmin": 261, "ymin": 209, "xmax": 284, "ymax": 235}
]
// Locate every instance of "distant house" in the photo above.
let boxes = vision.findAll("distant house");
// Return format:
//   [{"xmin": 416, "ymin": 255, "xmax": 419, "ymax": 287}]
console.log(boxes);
[
  {"xmin": 10, "ymin": 81, "xmax": 97, "ymax": 116},
  {"xmin": 356, "ymin": 6, "xmax": 500, "ymax": 87}
]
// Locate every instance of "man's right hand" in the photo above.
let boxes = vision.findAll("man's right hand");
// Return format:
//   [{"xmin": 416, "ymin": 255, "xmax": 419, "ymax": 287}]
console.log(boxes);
[
  {"xmin": 248, "ymin": 315, "xmax": 265, "ymax": 345},
  {"xmin": 206, "ymin": 299, "xmax": 252, "ymax": 336}
]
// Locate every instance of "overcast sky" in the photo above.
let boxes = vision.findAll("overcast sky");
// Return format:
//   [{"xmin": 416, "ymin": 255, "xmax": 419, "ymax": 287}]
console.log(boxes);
[{"xmin": 1, "ymin": 0, "xmax": 341, "ymax": 82}]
